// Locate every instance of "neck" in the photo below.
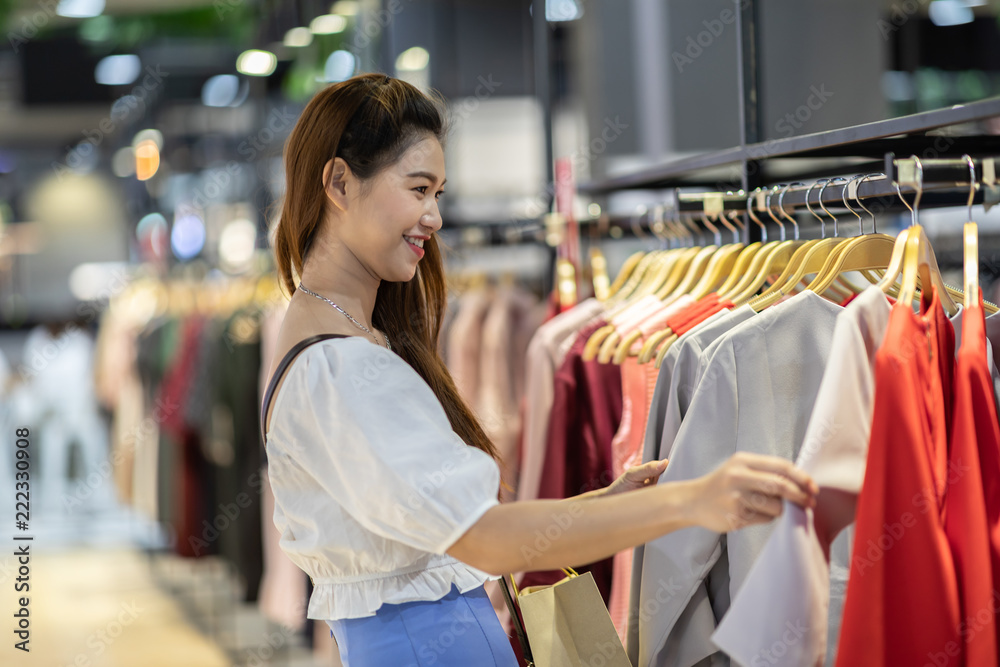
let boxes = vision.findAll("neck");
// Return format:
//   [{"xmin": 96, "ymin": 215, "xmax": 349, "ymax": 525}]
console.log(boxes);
[{"xmin": 298, "ymin": 236, "xmax": 380, "ymax": 328}]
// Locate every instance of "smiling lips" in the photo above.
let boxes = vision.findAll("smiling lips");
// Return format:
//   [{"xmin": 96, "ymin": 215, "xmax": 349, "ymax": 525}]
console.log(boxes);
[{"xmin": 404, "ymin": 235, "xmax": 426, "ymax": 257}]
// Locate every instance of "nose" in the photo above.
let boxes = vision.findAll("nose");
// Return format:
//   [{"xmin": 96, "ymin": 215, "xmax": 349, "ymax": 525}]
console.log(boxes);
[{"xmin": 420, "ymin": 205, "xmax": 443, "ymax": 233}]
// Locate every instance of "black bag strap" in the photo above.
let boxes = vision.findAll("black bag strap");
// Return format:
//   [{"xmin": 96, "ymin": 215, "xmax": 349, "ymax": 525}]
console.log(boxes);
[
  {"xmin": 499, "ymin": 575, "xmax": 534, "ymax": 665},
  {"xmin": 259, "ymin": 333, "xmax": 351, "ymax": 446}
]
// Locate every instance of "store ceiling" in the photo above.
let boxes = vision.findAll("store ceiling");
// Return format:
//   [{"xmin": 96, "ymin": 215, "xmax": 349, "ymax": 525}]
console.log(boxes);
[{"xmin": 0, "ymin": 0, "xmax": 237, "ymax": 147}]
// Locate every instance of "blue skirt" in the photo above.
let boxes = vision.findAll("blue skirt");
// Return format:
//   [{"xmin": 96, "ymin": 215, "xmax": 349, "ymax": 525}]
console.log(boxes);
[{"xmin": 326, "ymin": 584, "xmax": 519, "ymax": 666}]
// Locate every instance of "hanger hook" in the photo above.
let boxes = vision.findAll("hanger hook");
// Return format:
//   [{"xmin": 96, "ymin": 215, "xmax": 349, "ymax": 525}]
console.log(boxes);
[
  {"xmin": 823, "ymin": 177, "xmax": 848, "ymax": 237},
  {"xmin": 630, "ymin": 205, "xmax": 649, "ymax": 241},
  {"xmin": 805, "ymin": 178, "xmax": 827, "ymax": 220},
  {"xmin": 766, "ymin": 185, "xmax": 786, "ymax": 242},
  {"xmin": 811, "ymin": 178, "xmax": 830, "ymax": 238},
  {"xmin": 700, "ymin": 211, "xmax": 722, "ymax": 247},
  {"xmin": 746, "ymin": 188, "xmax": 767, "ymax": 243},
  {"xmin": 727, "ymin": 192, "xmax": 746, "ymax": 230},
  {"xmin": 690, "ymin": 214, "xmax": 708, "ymax": 247},
  {"xmin": 672, "ymin": 206, "xmax": 693, "ymax": 247},
  {"xmin": 779, "ymin": 182, "xmax": 804, "ymax": 240},
  {"xmin": 964, "ymin": 154, "xmax": 977, "ymax": 221},
  {"xmin": 842, "ymin": 174, "xmax": 865, "ymax": 236},
  {"xmin": 716, "ymin": 196, "xmax": 740, "ymax": 244},
  {"xmin": 854, "ymin": 173, "xmax": 882, "ymax": 234},
  {"xmin": 895, "ymin": 155, "xmax": 924, "ymax": 227}
]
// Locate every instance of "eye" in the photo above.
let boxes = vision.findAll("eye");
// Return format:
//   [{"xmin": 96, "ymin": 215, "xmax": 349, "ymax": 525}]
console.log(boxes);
[
  {"xmin": 413, "ymin": 186, "xmax": 428, "ymax": 194},
  {"xmin": 435, "ymin": 190, "xmax": 445, "ymax": 200}
]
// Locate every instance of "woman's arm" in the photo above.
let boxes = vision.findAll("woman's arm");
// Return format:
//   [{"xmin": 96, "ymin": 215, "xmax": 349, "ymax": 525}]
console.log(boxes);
[{"xmin": 448, "ymin": 451, "xmax": 817, "ymax": 575}]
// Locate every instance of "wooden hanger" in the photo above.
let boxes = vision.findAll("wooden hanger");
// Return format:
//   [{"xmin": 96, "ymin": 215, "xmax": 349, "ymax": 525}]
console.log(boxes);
[
  {"xmin": 964, "ymin": 155, "xmax": 979, "ymax": 309},
  {"xmin": 596, "ymin": 243, "xmax": 715, "ymax": 363},
  {"xmin": 605, "ymin": 250, "xmax": 645, "ymax": 300},
  {"xmin": 751, "ymin": 177, "xmax": 879, "ymax": 311},
  {"xmin": 637, "ymin": 190, "xmax": 771, "ymax": 364},
  {"xmin": 613, "ymin": 211, "xmax": 744, "ymax": 364}
]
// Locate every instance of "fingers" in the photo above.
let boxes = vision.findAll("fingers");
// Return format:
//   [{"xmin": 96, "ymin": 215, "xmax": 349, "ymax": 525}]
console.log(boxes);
[
  {"xmin": 626, "ymin": 459, "xmax": 668, "ymax": 482},
  {"xmin": 737, "ymin": 452, "xmax": 818, "ymax": 497},
  {"xmin": 745, "ymin": 471, "xmax": 815, "ymax": 509}
]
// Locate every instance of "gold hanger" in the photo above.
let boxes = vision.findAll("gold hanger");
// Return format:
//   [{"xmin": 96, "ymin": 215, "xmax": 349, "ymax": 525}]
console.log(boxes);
[
  {"xmin": 614, "ymin": 207, "xmax": 744, "ymax": 364},
  {"xmin": 605, "ymin": 250, "xmax": 645, "ymax": 300},
  {"xmin": 878, "ymin": 156, "xmax": 958, "ymax": 316},
  {"xmin": 583, "ymin": 207, "xmax": 663, "ymax": 360},
  {"xmin": 730, "ymin": 185, "xmax": 806, "ymax": 306},
  {"xmin": 594, "ymin": 211, "xmax": 684, "ymax": 361},
  {"xmin": 805, "ymin": 174, "xmax": 900, "ymax": 298},
  {"xmin": 750, "ymin": 180, "xmax": 852, "ymax": 311},
  {"xmin": 964, "ymin": 154, "xmax": 979, "ymax": 310}
]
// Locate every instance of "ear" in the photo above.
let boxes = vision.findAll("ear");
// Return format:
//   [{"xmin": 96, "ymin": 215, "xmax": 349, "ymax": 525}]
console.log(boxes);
[{"xmin": 322, "ymin": 157, "xmax": 351, "ymax": 212}]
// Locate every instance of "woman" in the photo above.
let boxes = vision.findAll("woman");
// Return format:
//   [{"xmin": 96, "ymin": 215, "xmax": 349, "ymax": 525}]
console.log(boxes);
[{"xmin": 261, "ymin": 73, "xmax": 817, "ymax": 666}]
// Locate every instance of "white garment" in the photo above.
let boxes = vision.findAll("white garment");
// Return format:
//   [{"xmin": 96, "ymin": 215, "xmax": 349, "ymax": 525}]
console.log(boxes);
[
  {"xmin": 638, "ymin": 291, "xmax": 842, "ymax": 667},
  {"xmin": 19, "ymin": 325, "xmax": 114, "ymax": 512},
  {"xmin": 628, "ymin": 305, "xmax": 756, "ymax": 662},
  {"xmin": 711, "ymin": 287, "xmax": 890, "ymax": 667},
  {"xmin": 265, "ymin": 337, "xmax": 501, "ymax": 620},
  {"xmin": 711, "ymin": 292, "xmax": 983, "ymax": 667}
]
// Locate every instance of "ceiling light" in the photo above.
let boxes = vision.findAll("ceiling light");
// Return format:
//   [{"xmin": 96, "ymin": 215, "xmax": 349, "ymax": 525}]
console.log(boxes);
[
  {"xmin": 237, "ymin": 49, "xmax": 277, "ymax": 76},
  {"xmin": 331, "ymin": 1, "xmax": 359, "ymax": 16},
  {"xmin": 202, "ymin": 74, "xmax": 241, "ymax": 107},
  {"xmin": 283, "ymin": 27, "xmax": 313, "ymax": 47},
  {"xmin": 310, "ymin": 14, "xmax": 348, "ymax": 34},
  {"xmin": 323, "ymin": 50, "xmax": 357, "ymax": 82},
  {"xmin": 929, "ymin": 0, "xmax": 974, "ymax": 26},
  {"xmin": 94, "ymin": 54, "xmax": 141, "ymax": 85},
  {"xmin": 395, "ymin": 46, "xmax": 429, "ymax": 72},
  {"xmin": 57, "ymin": 0, "xmax": 105, "ymax": 18}
]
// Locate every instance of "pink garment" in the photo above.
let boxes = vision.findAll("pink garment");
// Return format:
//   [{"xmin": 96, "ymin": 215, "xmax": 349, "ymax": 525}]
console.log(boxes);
[
  {"xmin": 496, "ymin": 298, "xmax": 603, "ymax": 634},
  {"xmin": 518, "ymin": 298, "xmax": 605, "ymax": 502},
  {"xmin": 608, "ymin": 356, "xmax": 653, "ymax": 641},
  {"xmin": 255, "ymin": 302, "xmax": 310, "ymax": 632},
  {"xmin": 634, "ymin": 295, "xmax": 697, "ymax": 340},
  {"xmin": 257, "ymin": 302, "xmax": 287, "ymax": 399},
  {"xmin": 257, "ymin": 467, "xmax": 308, "ymax": 631},
  {"xmin": 608, "ymin": 294, "xmax": 663, "ymax": 332},
  {"xmin": 478, "ymin": 286, "xmax": 543, "ymax": 501},
  {"xmin": 447, "ymin": 288, "xmax": 493, "ymax": 408}
]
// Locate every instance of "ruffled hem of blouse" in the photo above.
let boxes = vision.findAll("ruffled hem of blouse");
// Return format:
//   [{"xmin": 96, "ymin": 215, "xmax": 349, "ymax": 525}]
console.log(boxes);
[{"xmin": 306, "ymin": 560, "xmax": 497, "ymax": 620}]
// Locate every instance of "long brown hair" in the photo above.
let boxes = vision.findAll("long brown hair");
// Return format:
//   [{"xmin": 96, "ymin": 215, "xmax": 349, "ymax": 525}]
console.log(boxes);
[{"xmin": 273, "ymin": 73, "xmax": 499, "ymax": 461}]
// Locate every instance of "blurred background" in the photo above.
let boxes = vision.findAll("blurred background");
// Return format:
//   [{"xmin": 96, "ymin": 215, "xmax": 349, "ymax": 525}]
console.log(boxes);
[{"xmin": 0, "ymin": 0, "xmax": 999, "ymax": 665}]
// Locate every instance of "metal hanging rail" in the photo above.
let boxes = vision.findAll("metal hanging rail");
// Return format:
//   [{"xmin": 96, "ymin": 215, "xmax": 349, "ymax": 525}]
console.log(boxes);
[{"xmin": 581, "ymin": 98, "xmax": 1000, "ymax": 194}]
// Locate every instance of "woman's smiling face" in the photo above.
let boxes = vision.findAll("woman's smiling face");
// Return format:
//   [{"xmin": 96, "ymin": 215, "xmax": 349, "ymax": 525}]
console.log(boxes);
[{"xmin": 332, "ymin": 134, "xmax": 446, "ymax": 283}]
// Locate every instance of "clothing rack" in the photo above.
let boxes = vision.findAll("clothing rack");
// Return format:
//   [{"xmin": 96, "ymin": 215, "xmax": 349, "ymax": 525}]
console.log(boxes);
[{"xmin": 668, "ymin": 155, "xmax": 998, "ymax": 215}]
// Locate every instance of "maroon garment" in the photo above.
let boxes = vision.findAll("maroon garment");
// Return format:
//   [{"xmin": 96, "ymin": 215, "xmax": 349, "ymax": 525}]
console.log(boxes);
[
  {"xmin": 519, "ymin": 318, "xmax": 623, "ymax": 596},
  {"xmin": 509, "ymin": 319, "xmax": 622, "ymax": 663},
  {"xmin": 157, "ymin": 316, "xmax": 208, "ymax": 558}
]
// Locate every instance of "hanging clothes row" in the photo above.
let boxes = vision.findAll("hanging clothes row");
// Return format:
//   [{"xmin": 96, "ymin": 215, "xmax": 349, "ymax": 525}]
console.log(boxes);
[
  {"xmin": 92, "ymin": 273, "xmax": 286, "ymax": 613},
  {"xmin": 513, "ymin": 155, "xmax": 1000, "ymax": 667}
]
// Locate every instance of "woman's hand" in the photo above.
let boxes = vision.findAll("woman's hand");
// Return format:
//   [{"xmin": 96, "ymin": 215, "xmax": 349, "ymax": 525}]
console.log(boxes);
[
  {"xmin": 686, "ymin": 452, "xmax": 818, "ymax": 533},
  {"xmin": 602, "ymin": 459, "xmax": 669, "ymax": 497}
]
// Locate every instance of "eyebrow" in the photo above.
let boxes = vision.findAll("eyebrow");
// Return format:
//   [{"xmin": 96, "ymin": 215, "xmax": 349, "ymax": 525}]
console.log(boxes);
[{"xmin": 406, "ymin": 171, "xmax": 446, "ymax": 186}]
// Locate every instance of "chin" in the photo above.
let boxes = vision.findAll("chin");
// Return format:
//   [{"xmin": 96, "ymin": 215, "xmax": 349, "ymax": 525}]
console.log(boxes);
[{"xmin": 380, "ymin": 265, "xmax": 419, "ymax": 283}]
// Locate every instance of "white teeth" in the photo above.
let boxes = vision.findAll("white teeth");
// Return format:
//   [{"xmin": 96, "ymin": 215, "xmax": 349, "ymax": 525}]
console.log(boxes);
[{"xmin": 404, "ymin": 236, "xmax": 424, "ymax": 249}]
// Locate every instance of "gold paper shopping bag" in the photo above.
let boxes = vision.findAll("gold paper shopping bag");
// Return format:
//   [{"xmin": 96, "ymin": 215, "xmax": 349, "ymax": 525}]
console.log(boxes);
[{"xmin": 512, "ymin": 568, "xmax": 631, "ymax": 667}]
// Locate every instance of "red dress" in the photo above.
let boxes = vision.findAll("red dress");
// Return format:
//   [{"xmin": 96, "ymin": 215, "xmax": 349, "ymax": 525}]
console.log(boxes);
[
  {"xmin": 947, "ymin": 292, "xmax": 1000, "ymax": 663},
  {"xmin": 836, "ymin": 289, "xmax": 961, "ymax": 667}
]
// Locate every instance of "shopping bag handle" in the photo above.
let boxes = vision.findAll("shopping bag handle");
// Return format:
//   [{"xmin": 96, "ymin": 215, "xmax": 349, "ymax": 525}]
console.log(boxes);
[
  {"xmin": 508, "ymin": 567, "xmax": 578, "ymax": 599},
  {"xmin": 501, "ymin": 568, "xmax": 578, "ymax": 666},
  {"xmin": 499, "ymin": 575, "xmax": 534, "ymax": 665}
]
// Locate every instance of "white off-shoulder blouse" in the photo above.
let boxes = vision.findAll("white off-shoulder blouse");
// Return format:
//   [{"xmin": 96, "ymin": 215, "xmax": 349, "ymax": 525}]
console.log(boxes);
[{"xmin": 264, "ymin": 336, "xmax": 501, "ymax": 620}]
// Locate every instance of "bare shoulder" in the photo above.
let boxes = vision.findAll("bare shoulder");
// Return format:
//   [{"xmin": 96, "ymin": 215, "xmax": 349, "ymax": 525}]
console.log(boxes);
[{"xmin": 263, "ymin": 299, "xmax": 362, "ymax": 434}]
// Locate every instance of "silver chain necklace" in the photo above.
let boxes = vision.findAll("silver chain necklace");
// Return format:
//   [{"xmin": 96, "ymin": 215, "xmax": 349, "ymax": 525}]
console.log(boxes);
[{"xmin": 298, "ymin": 283, "xmax": 391, "ymax": 351}]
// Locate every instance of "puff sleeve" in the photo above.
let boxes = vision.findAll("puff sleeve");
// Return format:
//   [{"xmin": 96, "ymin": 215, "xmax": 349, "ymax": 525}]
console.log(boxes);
[{"xmin": 266, "ymin": 338, "xmax": 501, "ymax": 556}]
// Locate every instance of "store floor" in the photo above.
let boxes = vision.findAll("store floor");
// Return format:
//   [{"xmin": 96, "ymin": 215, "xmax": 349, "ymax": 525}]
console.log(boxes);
[{"xmin": 0, "ymin": 545, "xmax": 339, "ymax": 667}]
